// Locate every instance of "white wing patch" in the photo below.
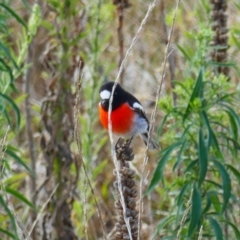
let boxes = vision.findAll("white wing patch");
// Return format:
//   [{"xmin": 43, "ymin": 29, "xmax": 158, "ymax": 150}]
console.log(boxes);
[
  {"xmin": 133, "ymin": 102, "xmax": 144, "ymax": 111},
  {"xmin": 100, "ymin": 90, "xmax": 111, "ymax": 100}
]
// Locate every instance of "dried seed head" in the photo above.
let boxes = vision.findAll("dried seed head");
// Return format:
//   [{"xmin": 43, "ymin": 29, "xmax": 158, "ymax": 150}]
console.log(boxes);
[
  {"xmin": 127, "ymin": 198, "xmax": 136, "ymax": 209},
  {"xmin": 114, "ymin": 139, "xmax": 138, "ymax": 239},
  {"xmin": 126, "ymin": 179, "xmax": 135, "ymax": 188},
  {"xmin": 130, "ymin": 188, "xmax": 138, "ymax": 198},
  {"xmin": 209, "ymin": 0, "xmax": 229, "ymax": 77},
  {"xmin": 121, "ymin": 167, "xmax": 135, "ymax": 178}
]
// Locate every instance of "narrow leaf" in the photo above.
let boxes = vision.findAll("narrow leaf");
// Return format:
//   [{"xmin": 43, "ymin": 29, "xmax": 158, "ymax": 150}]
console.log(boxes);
[
  {"xmin": 0, "ymin": 93, "xmax": 21, "ymax": 129},
  {"xmin": 185, "ymin": 159, "xmax": 198, "ymax": 173},
  {"xmin": 0, "ymin": 227, "xmax": 15, "ymax": 239},
  {"xmin": 226, "ymin": 164, "xmax": 240, "ymax": 183},
  {"xmin": 0, "ymin": 57, "xmax": 14, "ymax": 83},
  {"xmin": 198, "ymin": 128, "xmax": 208, "ymax": 186},
  {"xmin": 0, "ymin": 42, "xmax": 18, "ymax": 69},
  {"xmin": 208, "ymin": 217, "xmax": 223, "ymax": 240},
  {"xmin": 188, "ymin": 185, "xmax": 202, "ymax": 237},
  {"xmin": 208, "ymin": 190, "xmax": 221, "ymax": 213},
  {"xmin": 212, "ymin": 160, "xmax": 231, "ymax": 212},
  {"xmin": 200, "ymin": 111, "xmax": 212, "ymax": 149},
  {"xmin": 173, "ymin": 140, "xmax": 187, "ymax": 172},
  {"xmin": 0, "ymin": 195, "xmax": 18, "ymax": 239},
  {"xmin": 177, "ymin": 44, "xmax": 191, "ymax": 61},
  {"xmin": 183, "ymin": 68, "xmax": 203, "ymax": 123},
  {"xmin": 200, "ymin": 110, "xmax": 223, "ymax": 158},
  {"xmin": 202, "ymin": 193, "xmax": 212, "ymax": 214},
  {"xmin": 151, "ymin": 215, "xmax": 175, "ymax": 240},
  {"xmin": 147, "ymin": 141, "xmax": 183, "ymax": 194},
  {"xmin": 177, "ymin": 182, "xmax": 190, "ymax": 206},
  {"xmin": 227, "ymin": 221, "xmax": 240, "ymax": 239},
  {"xmin": 0, "ymin": 3, "xmax": 27, "ymax": 30},
  {"xmin": 220, "ymin": 103, "xmax": 240, "ymax": 131},
  {"xmin": 5, "ymin": 187, "xmax": 35, "ymax": 209},
  {"xmin": 5, "ymin": 147, "xmax": 32, "ymax": 173},
  {"xmin": 157, "ymin": 114, "xmax": 169, "ymax": 139}
]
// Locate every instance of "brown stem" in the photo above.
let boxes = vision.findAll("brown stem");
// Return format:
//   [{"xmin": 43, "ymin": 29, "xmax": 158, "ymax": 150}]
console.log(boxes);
[
  {"xmin": 117, "ymin": 4, "xmax": 124, "ymax": 84},
  {"xmin": 113, "ymin": 0, "xmax": 131, "ymax": 84},
  {"xmin": 24, "ymin": 36, "xmax": 37, "ymax": 240},
  {"xmin": 114, "ymin": 140, "xmax": 138, "ymax": 240},
  {"xmin": 209, "ymin": 0, "xmax": 229, "ymax": 78}
]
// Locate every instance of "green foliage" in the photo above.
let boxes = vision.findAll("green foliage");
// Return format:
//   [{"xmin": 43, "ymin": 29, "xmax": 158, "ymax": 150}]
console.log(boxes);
[
  {"xmin": 0, "ymin": 2, "xmax": 40, "ymax": 239},
  {"xmin": 148, "ymin": 23, "xmax": 240, "ymax": 239}
]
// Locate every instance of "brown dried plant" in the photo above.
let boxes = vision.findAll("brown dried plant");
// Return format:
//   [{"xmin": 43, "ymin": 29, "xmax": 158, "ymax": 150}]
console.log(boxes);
[
  {"xmin": 209, "ymin": 0, "xmax": 229, "ymax": 77},
  {"xmin": 112, "ymin": 0, "xmax": 131, "ymax": 84},
  {"xmin": 114, "ymin": 140, "xmax": 138, "ymax": 240}
]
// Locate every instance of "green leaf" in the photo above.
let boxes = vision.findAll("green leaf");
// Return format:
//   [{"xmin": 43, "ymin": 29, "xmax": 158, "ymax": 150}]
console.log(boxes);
[
  {"xmin": 0, "ymin": 227, "xmax": 16, "ymax": 239},
  {"xmin": 0, "ymin": 57, "xmax": 14, "ymax": 84},
  {"xmin": 0, "ymin": 3, "xmax": 27, "ymax": 30},
  {"xmin": 151, "ymin": 215, "xmax": 175, "ymax": 240},
  {"xmin": 5, "ymin": 187, "xmax": 35, "ymax": 209},
  {"xmin": 157, "ymin": 114, "xmax": 169, "ymax": 139},
  {"xmin": 227, "ymin": 221, "xmax": 240, "ymax": 239},
  {"xmin": 0, "ymin": 41, "xmax": 18, "ymax": 70},
  {"xmin": 0, "ymin": 195, "xmax": 18, "ymax": 239},
  {"xmin": 5, "ymin": 147, "xmax": 32, "ymax": 174},
  {"xmin": 147, "ymin": 141, "xmax": 183, "ymax": 194},
  {"xmin": 208, "ymin": 217, "xmax": 223, "ymax": 240},
  {"xmin": 212, "ymin": 160, "xmax": 231, "ymax": 213},
  {"xmin": 227, "ymin": 111, "xmax": 238, "ymax": 141},
  {"xmin": 200, "ymin": 110, "xmax": 223, "ymax": 159},
  {"xmin": 220, "ymin": 103, "xmax": 240, "ymax": 131},
  {"xmin": 185, "ymin": 159, "xmax": 198, "ymax": 173},
  {"xmin": 177, "ymin": 44, "xmax": 191, "ymax": 62},
  {"xmin": 183, "ymin": 68, "xmax": 203, "ymax": 123},
  {"xmin": 173, "ymin": 140, "xmax": 187, "ymax": 172},
  {"xmin": 202, "ymin": 193, "xmax": 212, "ymax": 214},
  {"xmin": 188, "ymin": 185, "xmax": 202, "ymax": 237},
  {"xmin": 226, "ymin": 164, "xmax": 240, "ymax": 183},
  {"xmin": 198, "ymin": 128, "xmax": 208, "ymax": 186},
  {"xmin": 200, "ymin": 111, "xmax": 212, "ymax": 149},
  {"xmin": 0, "ymin": 93, "xmax": 21, "ymax": 129},
  {"xmin": 208, "ymin": 191, "xmax": 221, "ymax": 213},
  {"xmin": 177, "ymin": 182, "xmax": 190, "ymax": 206}
]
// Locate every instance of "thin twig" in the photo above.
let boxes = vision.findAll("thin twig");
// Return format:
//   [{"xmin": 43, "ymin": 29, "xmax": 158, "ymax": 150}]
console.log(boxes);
[
  {"xmin": 73, "ymin": 62, "xmax": 107, "ymax": 240},
  {"xmin": 197, "ymin": 225, "xmax": 203, "ymax": 240},
  {"xmin": 176, "ymin": 188, "xmax": 193, "ymax": 240},
  {"xmin": 23, "ymin": 35, "xmax": 37, "ymax": 240},
  {"xmin": 116, "ymin": 2, "xmax": 125, "ymax": 84},
  {"xmin": 84, "ymin": 179, "xmax": 89, "ymax": 240},
  {"xmin": 28, "ymin": 183, "xmax": 59, "ymax": 236},
  {"xmin": 108, "ymin": 1, "xmax": 157, "ymax": 239},
  {"xmin": 138, "ymin": 0, "xmax": 181, "ymax": 239}
]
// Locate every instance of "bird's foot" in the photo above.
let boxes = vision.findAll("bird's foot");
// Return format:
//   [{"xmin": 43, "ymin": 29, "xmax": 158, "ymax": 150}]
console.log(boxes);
[{"xmin": 115, "ymin": 138, "xmax": 134, "ymax": 161}]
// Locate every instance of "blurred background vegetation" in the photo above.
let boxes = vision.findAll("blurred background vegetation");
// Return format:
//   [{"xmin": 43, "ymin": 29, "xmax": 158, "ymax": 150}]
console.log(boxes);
[{"xmin": 0, "ymin": 0, "xmax": 240, "ymax": 239}]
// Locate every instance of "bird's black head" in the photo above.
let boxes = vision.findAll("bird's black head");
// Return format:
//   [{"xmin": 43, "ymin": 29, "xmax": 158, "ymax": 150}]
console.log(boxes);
[{"xmin": 99, "ymin": 82, "xmax": 125, "ymax": 111}]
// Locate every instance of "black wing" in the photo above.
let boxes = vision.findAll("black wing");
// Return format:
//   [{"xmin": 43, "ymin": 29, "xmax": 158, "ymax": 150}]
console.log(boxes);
[{"xmin": 125, "ymin": 91, "xmax": 149, "ymax": 124}]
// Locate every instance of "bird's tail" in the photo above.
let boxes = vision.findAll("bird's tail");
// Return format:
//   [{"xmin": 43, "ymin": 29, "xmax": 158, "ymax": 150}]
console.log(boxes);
[{"xmin": 141, "ymin": 133, "xmax": 159, "ymax": 150}]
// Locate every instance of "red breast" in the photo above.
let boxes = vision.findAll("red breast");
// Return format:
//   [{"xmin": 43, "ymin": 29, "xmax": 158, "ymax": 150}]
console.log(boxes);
[{"xmin": 99, "ymin": 103, "xmax": 134, "ymax": 135}]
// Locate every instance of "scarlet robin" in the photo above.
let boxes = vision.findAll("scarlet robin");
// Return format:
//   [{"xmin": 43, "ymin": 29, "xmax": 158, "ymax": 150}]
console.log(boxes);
[{"xmin": 99, "ymin": 82, "xmax": 159, "ymax": 150}]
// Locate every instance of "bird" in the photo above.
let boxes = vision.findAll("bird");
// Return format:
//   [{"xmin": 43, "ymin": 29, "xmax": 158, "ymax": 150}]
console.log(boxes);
[{"xmin": 98, "ymin": 81, "xmax": 159, "ymax": 150}]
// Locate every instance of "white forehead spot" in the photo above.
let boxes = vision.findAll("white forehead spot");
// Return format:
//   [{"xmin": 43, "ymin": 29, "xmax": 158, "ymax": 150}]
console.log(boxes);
[
  {"xmin": 100, "ymin": 90, "xmax": 111, "ymax": 99},
  {"xmin": 133, "ymin": 102, "xmax": 143, "ymax": 111}
]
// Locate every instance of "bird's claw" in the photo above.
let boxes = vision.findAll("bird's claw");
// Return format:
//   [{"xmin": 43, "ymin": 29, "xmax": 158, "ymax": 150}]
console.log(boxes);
[{"xmin": 116, "ymin": 138, "xmax": 134, "ymax": 161}]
